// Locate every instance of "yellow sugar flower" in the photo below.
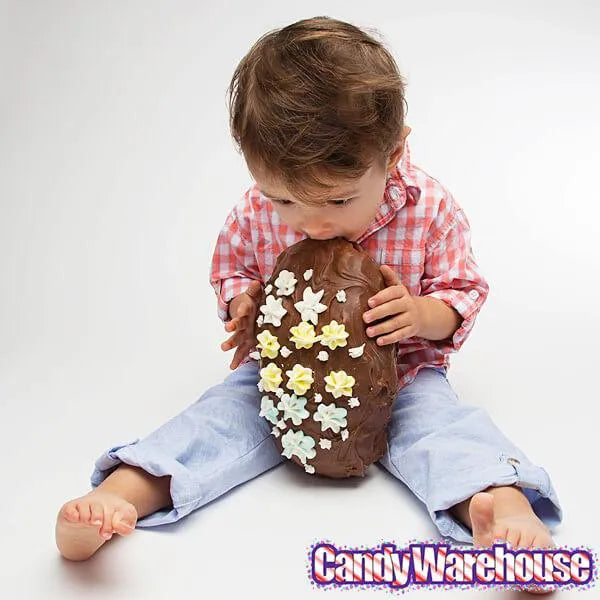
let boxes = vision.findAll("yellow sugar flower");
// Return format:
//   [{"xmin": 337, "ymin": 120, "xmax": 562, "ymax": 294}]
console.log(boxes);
[
  {"xmin": 260, "ymin": 362, "xmax": 283, "ymax": 393},
  {"xmin": 319, "ymin": 320, "xmax": 349, "ymax": 350},
  {"xmin": 285, "ymin": 363, "xmax": 314, "ymax": 396},
  {"xmin": 256, "ymin": 329, "xmax": 280, "ymax": 359},
  {"xmin": 289, "ymin": 321, "xmax": 321, "ymax": 349},
  {"xmin": 324, "ymin": 370, "xmax": 355, "ymax": 398}
]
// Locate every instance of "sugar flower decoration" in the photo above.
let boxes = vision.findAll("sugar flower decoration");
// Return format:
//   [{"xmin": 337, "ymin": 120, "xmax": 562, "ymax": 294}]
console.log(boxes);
[
  {"xmin": 259, "ymin": 395, "xmax": 279, "ymax": 425},
  {"xmin": 304, "ymin": 464, "xmax": 315, "ymax": 474},
  {"xmin": 318, "ymin": 438, "xmax": 332, "ymax": 450},
  {"xmin": 277, "ymin": 393, "xmax": 310, "ymax": 426},
  {"xmin": 289, "ymin": 321, "xmax": 321, "ymax": 349},
  {"xmin": 264, "ymin": 284, "xmax": 273, "ymax": 295},
  {"xmin": 303, "ymin": 269, "xmax": 313, "ymax": 281},
  {"xmin": 280, "ymin": 346, "xmax": 292, "ymax": 358},
  {"xmin": 256, "ymin": 329, "xmax": 280, "ymax": 359},
  {"xmin": 281, "ymin": 429, "xmax": 317, "ymax": 464},
  {"xmin": 341, "ymin": 429, "xmax": 349, "ymax": 441},
  {"xmin": 314, "ymin": 393, "xmax": 323, "ymax": 403},
  {"xmin": 259, "ymin": 362, "xmax": 283, "ymax": 393},
  {"xmin": 348, "ymin": 343, "xmax": 365, "ymax": 358},
  {"xmin": 317, "ymin": 350, "xmax": 329, "ymax": 362},
  {"xmin": 274, "ymin": 387, "xmax": 284, "ymax": 398},
  {"xmin": 249, "ymin": 350, "xmax": 261, "ymax": 360},
  {"xmin": 285, "ymin": 363, "xmax": 314, "ymax": 396},
  {"xmin": 294, "ymin": 286, "xmax": 327, "ymax": 326},
  {"xmin": 348, "ymin": 397, "xmax": 360, "ymax": 408},
  {"xmin": 313, "ymin": 403, "xmax": 348, "ymax": 433},
  {"xmin": 256, "ymin": 315, "xmax": 264, "ymax": 326},
  {"xmin": 335, "ymin": 290, "xmax": 347, "ymax": 302},
  {"xmin": 319, "ymin": 320, "xmax": 349, "ymax": 350},
  {"xmin": 271, "ymin": 427, "xmax": 280, "ymax": 438},
  {"xmin": 274, "ymin": 270, "xmax": 297, "ymax": 296},
  {"xmin": 324, "ymin": 369, "xmax": 355, "ymax": 398},
  {"xmin": 260, "ymin": 295, "xmax": 287, "ymax": 327}
]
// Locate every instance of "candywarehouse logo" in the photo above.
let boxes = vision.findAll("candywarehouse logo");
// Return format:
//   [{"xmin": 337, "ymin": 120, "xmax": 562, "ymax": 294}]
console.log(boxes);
[{"xmin": 307, "ymin": 540, "xmax": 598, "ymax": 592}]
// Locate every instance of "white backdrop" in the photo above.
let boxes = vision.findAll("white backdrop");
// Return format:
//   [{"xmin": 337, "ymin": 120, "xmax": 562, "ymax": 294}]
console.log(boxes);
[{"xmin": 1, "ymin": 1, "xmax": 598, "ymax": 598}]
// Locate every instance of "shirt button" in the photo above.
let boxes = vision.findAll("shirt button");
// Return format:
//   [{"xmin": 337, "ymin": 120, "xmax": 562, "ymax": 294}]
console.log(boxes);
[
  {"xmin": 468, "ymin": 290, "xmax": 479, "ymax": 300},
  {"xmin": 389, "ymin": 187, "xmax": 401, "ymax": 200},
  {"xmin": 507, "ymin": 457, "xmax": 520, "ymax": 466}
]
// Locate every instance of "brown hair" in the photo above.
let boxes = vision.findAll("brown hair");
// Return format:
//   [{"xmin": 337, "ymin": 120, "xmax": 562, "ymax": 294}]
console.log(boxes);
[{"xmin": 227, "ymin": 16, "xmax": 408, "ymax": 205}]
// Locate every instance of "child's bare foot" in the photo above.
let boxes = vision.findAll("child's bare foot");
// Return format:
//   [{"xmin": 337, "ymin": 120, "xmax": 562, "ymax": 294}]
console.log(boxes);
[
  {"xmin": 469, "ymin": 489, "xmax": 556, "ymax": 594},
  {"xmin": 55, "ymin": 489, "xmax": 138, "ymax": 561}
]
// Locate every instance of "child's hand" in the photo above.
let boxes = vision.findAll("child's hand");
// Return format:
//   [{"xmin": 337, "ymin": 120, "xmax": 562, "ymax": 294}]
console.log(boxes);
[
  {"xmin": 362, "ymin": 265, "xmax": 425, "ymax": 345},
  {"xmin": 221, "ymin": 280, "xmax": 263, "ymax": 370}
]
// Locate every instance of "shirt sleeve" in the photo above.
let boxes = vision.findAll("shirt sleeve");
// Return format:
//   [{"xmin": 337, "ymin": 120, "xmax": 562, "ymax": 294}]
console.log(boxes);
[
  {"xmin": 419, "ymin": 196, "xmax": 490, "ymax": 354},
  {"xmin": 209, "ymin": 197, "xmax": 262, "ymax": 323}
]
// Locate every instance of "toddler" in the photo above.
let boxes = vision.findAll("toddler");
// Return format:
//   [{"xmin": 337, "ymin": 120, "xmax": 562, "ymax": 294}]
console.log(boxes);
[{"xmin": 55, "ymin": 16, "xmax": 562, "ymax": 577}]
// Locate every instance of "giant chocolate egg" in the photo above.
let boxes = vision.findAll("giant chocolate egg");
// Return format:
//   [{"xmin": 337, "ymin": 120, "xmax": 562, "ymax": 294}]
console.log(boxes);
[{"xmin": 252, "ymin": 237, "xmax": 398, "ymax": 478}]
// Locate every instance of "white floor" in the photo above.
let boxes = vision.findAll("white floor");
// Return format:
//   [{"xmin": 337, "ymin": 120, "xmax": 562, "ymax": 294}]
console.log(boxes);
[{"xmin": 1, "ymin": 1, "xmax": 598, "ymax": 598}]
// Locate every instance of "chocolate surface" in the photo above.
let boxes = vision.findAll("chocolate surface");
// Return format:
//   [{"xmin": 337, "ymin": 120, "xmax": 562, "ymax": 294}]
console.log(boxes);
[{"xmin": 253, "ymin": 237, "xmax": 398, "ymax": 478}]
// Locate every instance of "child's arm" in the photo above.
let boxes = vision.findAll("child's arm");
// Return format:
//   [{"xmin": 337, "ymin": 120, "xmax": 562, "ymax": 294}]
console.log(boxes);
[
  {"xmin": 209, "ymin": 195, "xmax": 262, "ymax": 324},
  {"xmin": 414, "ymin": 295, "xmax": 463, "ymax": 341},
  {"xmin": 418, "ymin": 196, "xmax": 489, "ymax": 352}
]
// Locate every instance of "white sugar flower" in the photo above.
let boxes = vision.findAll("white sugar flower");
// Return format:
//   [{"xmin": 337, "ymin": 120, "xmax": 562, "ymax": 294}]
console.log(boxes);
[
  {"xmin": 294, "ymin": 286, "xmax": 327, "ymax": 326},
  {"xmin": 256, "ymin": 315, "xmax": 264, "ymax": 327},
  {"xmin": 313, "ymin": 403, "xmax": 348, "ymax": 433},
  {"xmin": 348, "ymin": 343, "xmax": 365, "ymax": 358},
  {"xmin": 277, "ymin": 393, "xmax": 310, "ymax": 426},
  {"xmin": 274, "ymin": 270, "xmax": 297, "ymax": 296},
  {"xmin": 281, "ymin": 429, "xmax": 317, "ymax": 464},
  {"xmin": 314, "ymin": 393, "xmax": 323, "ymax": 403},
  {"xmin": 271, "ymin": 426, "xmax": 280, "ymax": 438},
  {"xmin": 324, "ymin": 370, "xmax": 355, "ymax": 398},
  {"xmin": 276, "ymin": 418, "xmax": 287, "ymax": 430},
  {"xmin": 259, "ymin": 395, "xmax": 279, "ymax": 425},
  {"xmin": 341, "ymin": 429, "xmax": 349, "ymax": 441},
  {"xmin": 264, "ymin": 284, "xmax": 273, "ymax": 295},
  {"xmin": 317, "ymin": 350, "xmax": 329, "ymax": 361},
  {"xmin": 303, "ymin": 269, "xmax": 313, "ymax": 281},
  {"xmin": 304, "ymin": 464, "xmax": 315, "ymax": 474},
  {"xmin": 260, "ymin": 295, "xmax": 287, "ymax": 327},
  {"xmin": 280, "ymin": 345, "xmax": 292, "ymax": 358},
  {"xmin": 318, "ymin": 438, "xmax": 332, "ymax": 450},
  {"xmin": 335, "ymin": 290, "xmax": 347, "ymax": 302},
  {"xmin": 249, "ymin": 350, "xmax": 261, "ymax": 361},
  {"xmin": 348, "ymin": 397, "xmax": 360, "ymax": 408}
]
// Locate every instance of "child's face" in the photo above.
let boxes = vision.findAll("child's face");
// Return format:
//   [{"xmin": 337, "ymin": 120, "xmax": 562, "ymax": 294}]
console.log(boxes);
[
  {"xmin": 254, "ymin": 161, "xmax": 391, "ymax": 242},
  {"xmin": 252, "ymin": 127, "xmax": 410, "ymax": 242}
]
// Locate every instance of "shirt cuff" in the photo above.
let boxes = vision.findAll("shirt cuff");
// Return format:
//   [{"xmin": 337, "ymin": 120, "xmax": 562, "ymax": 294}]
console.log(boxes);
[
  {"xmin": 215, "ymin": 276, "xmax": 257, "ymax": 323},
  {"xmin": 422, "ymin": 287, "xmax": 486, "ymax": 353}
]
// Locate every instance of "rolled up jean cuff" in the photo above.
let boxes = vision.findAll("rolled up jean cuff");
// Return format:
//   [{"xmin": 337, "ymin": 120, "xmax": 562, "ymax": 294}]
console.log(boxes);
[
  {"xmin": 90, "ymin": 438, "xmax": 199, "ymax": 528},
  {"xmin": 431, "ymin": 453, "xmax": 563, "ymax": 544}
]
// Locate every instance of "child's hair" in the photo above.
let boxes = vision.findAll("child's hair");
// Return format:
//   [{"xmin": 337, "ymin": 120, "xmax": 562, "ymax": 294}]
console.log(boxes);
[{"xmin": 227, "ymin": 16, "xmax": 408, "ymax": 204}]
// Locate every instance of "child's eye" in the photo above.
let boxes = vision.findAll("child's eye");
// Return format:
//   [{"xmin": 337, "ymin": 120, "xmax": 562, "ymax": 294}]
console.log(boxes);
[
  {"xmin": 331, "ymin": 198, "xmax": 354, "ymax": 206},
  {"xmin": 273, "ymin": 198, "xmax": 292, "ymax": 206}
]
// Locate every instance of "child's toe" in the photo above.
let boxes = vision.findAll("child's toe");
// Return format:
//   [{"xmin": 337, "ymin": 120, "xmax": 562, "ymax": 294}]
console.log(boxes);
[
  {"xmin": 90, "ymin": 502, "xmax": 104, "ymax": 526},
  {"xmin": 60, "ymin": 501, "xmax": 80, "ymax": 523},
  {"xmin": 112, "ymin": 509, "xmax": 136, "ymax": 535},
  {"xmin": 76, "ymin": 501, "xmax": 92, "ymax": 525}
]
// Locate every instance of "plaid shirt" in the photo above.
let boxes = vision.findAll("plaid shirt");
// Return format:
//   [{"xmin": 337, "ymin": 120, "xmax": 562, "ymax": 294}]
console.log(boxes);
[{"xmin": 209, "ymin": 140, "xmax": 489, "ymax": 389}]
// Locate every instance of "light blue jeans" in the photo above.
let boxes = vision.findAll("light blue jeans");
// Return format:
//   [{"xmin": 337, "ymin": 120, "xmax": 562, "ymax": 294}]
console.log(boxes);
[{"xmin": 90, "ymin": 362, "xmax": 562, "ymax": 543}]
